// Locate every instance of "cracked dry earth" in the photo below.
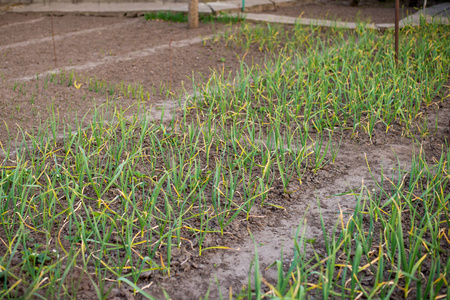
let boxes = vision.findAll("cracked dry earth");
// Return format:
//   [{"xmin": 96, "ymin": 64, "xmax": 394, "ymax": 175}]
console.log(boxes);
[{"xmin": 1, "ymin": 11, "xmax": 449, "ymax": 300}]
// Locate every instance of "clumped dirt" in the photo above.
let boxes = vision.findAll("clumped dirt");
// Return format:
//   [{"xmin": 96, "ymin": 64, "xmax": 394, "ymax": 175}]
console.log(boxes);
[
  {"xmin": 260, "ymin": 1, "xmax": 418, "ymax": 23},
  {"xmin": 1, "ymin": 8, "xmax": 449, "ymax": 300}
]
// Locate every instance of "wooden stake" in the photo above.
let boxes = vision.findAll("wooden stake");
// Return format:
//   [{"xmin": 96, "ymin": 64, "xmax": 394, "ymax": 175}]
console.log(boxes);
[{"xmin": 188, "ymin": 0, "xmax": 199, "ymax": 29}]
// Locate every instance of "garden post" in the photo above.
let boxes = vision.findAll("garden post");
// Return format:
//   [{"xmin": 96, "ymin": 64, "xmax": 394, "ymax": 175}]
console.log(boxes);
[{"xmin": 189, "ymin": 0, "xmax": 199, "ymax": 29}]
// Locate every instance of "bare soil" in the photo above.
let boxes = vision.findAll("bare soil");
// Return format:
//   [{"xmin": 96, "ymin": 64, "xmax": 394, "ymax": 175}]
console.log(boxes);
[
  {"xmin": 0, "ymin": 14, "xmax": 266, "ymax": 143},
  {"xmin": 1, "ymin": 9, "xmax": 449, "ymax": 300},
  {"xmin": 260, "ymin": 1, "xmax": 418, "ymax": 23}
]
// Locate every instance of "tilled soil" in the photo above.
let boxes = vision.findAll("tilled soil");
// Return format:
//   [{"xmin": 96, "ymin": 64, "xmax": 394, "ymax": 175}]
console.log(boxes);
[
  {"xmin": 0, "ymin": 14, "xmax": 265, "ymax": 143},
  {"xmin": 1, "ymin": 9, "xmax": 449, "ymax": 300},
  {"xmin": 260, "ymin": 1, "xmax": 418, "ymax": 23}
]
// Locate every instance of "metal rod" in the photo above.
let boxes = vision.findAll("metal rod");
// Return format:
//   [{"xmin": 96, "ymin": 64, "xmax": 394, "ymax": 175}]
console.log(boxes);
[
  {"xmin": 51, "ymin": 14, "xmax": 57, "ymax": 69},
  {"xmin": 448, "ymin": 120, "xmax": 450, "ymax": 143},
  {"xmin": 169, "ymin": 39, "xmax": 172, "ymax": 87},
  {"xmin": 395, "ymin": 0, "xmax": 399, "ymax": 66}
]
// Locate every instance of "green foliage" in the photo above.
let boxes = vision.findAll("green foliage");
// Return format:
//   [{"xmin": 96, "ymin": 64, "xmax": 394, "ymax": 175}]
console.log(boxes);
[
  {"xmin": 244, "ymin": 147, "xmax": 450, "ymax": 299},
  {"xmin": 1, "ymin": 17, "xmax": 449, "ymax": 299},
  {"xmin": 144, "ymin": 11, "xmax": 244, "ymax": 24}
]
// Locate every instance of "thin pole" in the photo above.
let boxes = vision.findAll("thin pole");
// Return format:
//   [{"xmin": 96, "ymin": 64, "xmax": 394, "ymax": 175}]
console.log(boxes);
[
  {"xmin": 51, "ymin": 14, "xmax": 57, "ymax": 69},
  {"xmin": 169, "ymin": 39, "xmax": 172, "ymax": 87},
  {"xmin": 395, "ymin": 0, "xmax": 399, "ymax": 66}
]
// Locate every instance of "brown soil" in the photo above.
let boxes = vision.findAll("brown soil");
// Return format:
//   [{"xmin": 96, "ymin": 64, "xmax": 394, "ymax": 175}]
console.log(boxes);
[
  {"xmin": 259, "ymin": 1, "xmax": 418, "ymax": 23},
  {"xmin": 0, "ymin": 14, "xmax": 265, "ymax": 143},
  {"xmin": 1, "ymin": 11, "xmax": 449, "ymax": 300}
]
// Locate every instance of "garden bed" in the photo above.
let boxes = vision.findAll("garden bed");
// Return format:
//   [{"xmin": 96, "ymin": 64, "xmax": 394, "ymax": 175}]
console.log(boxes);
[
  {"xmin": 0, "ymin": 12, "xmax": 449, "ymax": 300},
  {"xmin": 0, "ymin": 14, "xmax": 263, "ymax": 143}
]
